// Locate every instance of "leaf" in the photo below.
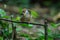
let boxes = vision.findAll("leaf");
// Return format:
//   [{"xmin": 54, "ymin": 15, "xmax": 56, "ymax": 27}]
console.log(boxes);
[
  {"xmin": 20, "ymin": 24, "xmax": 28, "ymax": 27},
  {"xmin": 37, "ymin": 29, "xmax": 44, "ymax": 34},
  {"xmin": 9, "ymin": 27, "xmax": 12, "ymax": 33},
  {"xmin": 25, "ymin": 38, "xmax": 29, "ymax": 40},
  {"xmin": 0, "ymin": 9, "xmax": 6, "ymax": 17},
  {"xmin": 2, "ymin": 16, "xmax": 10, "ymax": 19},
  {"xmin": 16, "ymin": 27, "xmax": 22, "ymax": 32},
  {"xmin": 20, "ymin": 33, "xmax": 29, "ymax": 37},
  {"xmin": 48, "ymin": 29, "xmax": 52, "ymax": 33},
  {"xmin": 19, "ymin": 7, "xmax": 23, "ymax": 14},
  {"xmin": 28, "ymin": 24, "xmax": 33, "ymax": 28},
  {"xmin": 31, "ymin": 10, "xmax": 39, "ymax": 18},
  {"xmin": 16, "ymin": 16, "xmax": 21, "ymax": 21},
  {"xmin": 56, "ymin": 23, "xmax": 60, "ymax": 26},
  {"xmin": 20, "ymin": 24, "xmax": 33, "ymax": 28},
  {"xmin": 50, "ymin": 23, "xmax": 57, "ymax": 28},
  {"xmin": 0, "ymin": 37, "xmax": 3, "ymax": 40}
]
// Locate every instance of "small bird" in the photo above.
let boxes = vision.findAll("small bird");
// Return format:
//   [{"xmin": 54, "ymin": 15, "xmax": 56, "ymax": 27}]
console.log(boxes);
[{"xmin": 20, "ymin": 8, "xmax": 32, "ymax": 22}]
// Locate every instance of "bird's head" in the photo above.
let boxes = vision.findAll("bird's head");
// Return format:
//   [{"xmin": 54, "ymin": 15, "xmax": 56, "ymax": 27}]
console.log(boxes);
[{"xmin": 22, "ymin": 8, "xmax": 31, "ymax": 17}]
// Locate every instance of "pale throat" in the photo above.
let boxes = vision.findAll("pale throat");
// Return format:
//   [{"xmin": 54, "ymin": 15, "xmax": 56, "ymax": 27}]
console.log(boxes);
[{"xmin": 24, "ymin": 9, "xmax": 31, "ymax": 18}]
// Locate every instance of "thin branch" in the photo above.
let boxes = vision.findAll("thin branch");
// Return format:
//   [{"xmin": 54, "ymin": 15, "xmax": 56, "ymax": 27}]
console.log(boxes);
[{"xmin": 0, "ymin": 18, "xmax": 45, "ymax": 26}]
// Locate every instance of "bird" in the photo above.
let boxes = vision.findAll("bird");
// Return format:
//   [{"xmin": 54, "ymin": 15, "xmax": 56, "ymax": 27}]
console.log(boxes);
[{"xmin": 20, "ymin": 8, "xmax": 32, "ymax": 23}]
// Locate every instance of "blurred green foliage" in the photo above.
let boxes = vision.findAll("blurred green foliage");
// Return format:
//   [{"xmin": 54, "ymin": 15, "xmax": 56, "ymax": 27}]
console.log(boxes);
[
  {"xmin": 31, "ymin": 10, "xmax": 39, "ymax": 18},
  {"xmin": 0, "ymin": 0, "xmax": 60, "ymax": 40},
  {"xmin": 0, "ymin": 12, "xmax": 60, "ymax": 40},
  {"xmin": 0, "ymin": 37, "xmax": 3, "ymax": 40},
  {"xmin": 0, "ymin": 9, "xmax": 6, "ymax": 17}
]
